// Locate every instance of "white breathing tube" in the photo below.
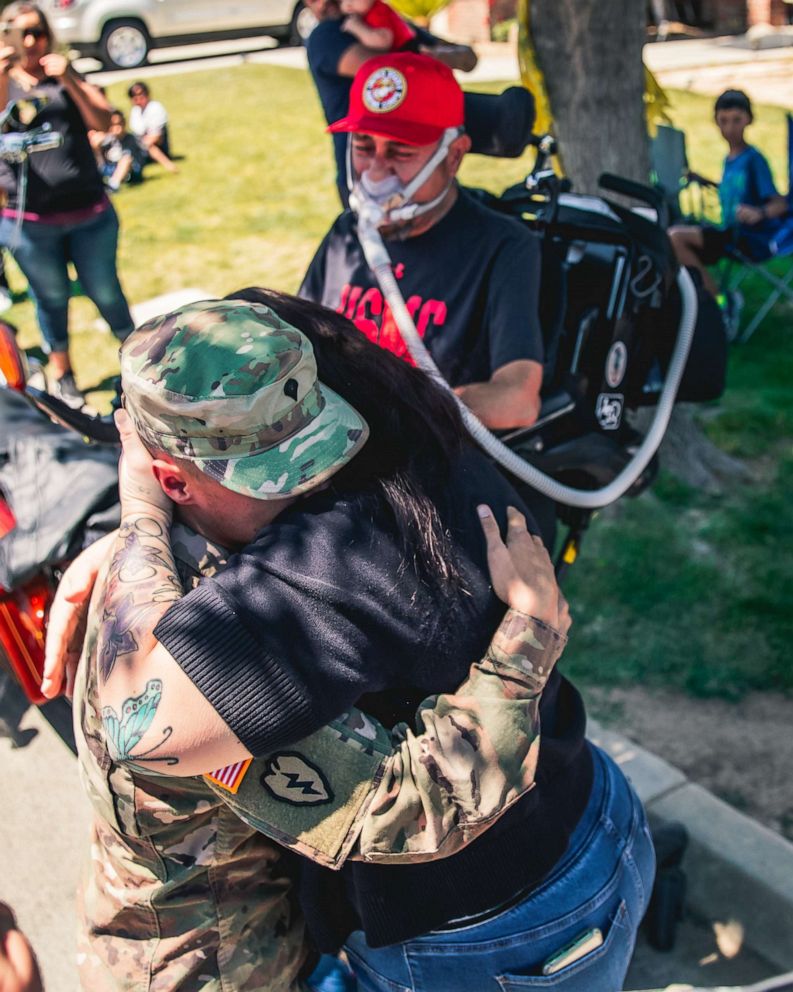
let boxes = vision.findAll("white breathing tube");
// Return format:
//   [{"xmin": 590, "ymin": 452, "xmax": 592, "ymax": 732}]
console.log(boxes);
[{"xmin": 356, "ymin": 212, "xmax": 699, "ymax": 510}]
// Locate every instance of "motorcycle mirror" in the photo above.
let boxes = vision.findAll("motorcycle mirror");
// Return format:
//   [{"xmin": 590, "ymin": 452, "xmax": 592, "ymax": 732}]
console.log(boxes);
[{"xmin": 24, "ymin": 386, "xmax": 121, "ymax": 445}]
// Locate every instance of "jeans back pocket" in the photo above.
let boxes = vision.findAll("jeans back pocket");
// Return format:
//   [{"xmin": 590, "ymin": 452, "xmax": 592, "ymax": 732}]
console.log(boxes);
[{"xmin": 496, "ymin": 899, "xmax": 631, "ymax": 991}]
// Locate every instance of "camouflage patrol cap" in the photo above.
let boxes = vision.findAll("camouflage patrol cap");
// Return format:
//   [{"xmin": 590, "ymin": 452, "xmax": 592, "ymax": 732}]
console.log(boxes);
[{"xmin": 120, "ymin": 299, "xmax": 369, "ymax": 499}]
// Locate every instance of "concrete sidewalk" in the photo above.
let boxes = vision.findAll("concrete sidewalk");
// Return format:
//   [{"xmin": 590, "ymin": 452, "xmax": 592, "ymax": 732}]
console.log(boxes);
[
  {"xmin": 643, "ymin": 36, "xmax": 793, "ymax": 107},
  {"xmin": 2, "ymin": 672, "xmax": 792, "ymax": 992},
  {"xmin": 592, "ymin": 719, "xmax": 793, "ymax": 988}
]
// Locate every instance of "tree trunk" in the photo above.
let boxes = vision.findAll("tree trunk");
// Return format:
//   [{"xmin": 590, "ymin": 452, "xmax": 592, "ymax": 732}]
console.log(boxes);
[
  {"xmin": 530, "ymin": 0, "xmax": 650, "ymax": 196},
  {"xmin": 526, "ymin": 1, "xmax": 744, "ymax": 491},
  {"xmin": 631, "ymin": 406, "xmax": 750, "ymax": 494}
]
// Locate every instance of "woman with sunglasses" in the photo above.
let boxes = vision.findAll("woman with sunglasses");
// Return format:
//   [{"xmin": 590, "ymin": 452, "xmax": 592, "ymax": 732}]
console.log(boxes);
[{"xmin": 0, "ymin": 2, "xmax": 133, "ymax": 409}]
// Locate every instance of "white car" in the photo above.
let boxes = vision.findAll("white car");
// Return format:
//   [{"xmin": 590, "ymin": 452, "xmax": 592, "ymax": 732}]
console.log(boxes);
[{"xmin": 44, "ymin": 0, "xmax": 317, "ymax": 70}]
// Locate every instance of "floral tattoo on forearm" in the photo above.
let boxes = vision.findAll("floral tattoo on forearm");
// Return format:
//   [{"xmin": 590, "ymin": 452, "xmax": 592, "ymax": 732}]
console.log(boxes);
[
  {"xmin": 96, "ymin": 514, "xmax": 183, "ymax": 767},
  {"xmin": 97, "ymin": 517, "xmax": 181, "ymax": 682}
]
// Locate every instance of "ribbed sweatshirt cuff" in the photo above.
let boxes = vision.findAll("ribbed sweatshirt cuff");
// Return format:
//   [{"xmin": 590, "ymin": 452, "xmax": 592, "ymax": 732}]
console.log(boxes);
[{"xmin": 154, "ymin": 583, "xmax": 315, "ymax": 756}]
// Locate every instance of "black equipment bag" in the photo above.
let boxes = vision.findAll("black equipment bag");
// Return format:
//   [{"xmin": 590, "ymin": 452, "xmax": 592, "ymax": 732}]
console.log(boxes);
[
  {"xmin": 494, "ymin": 183, "xmax": 727, "ymax": 421},
  {"xmin": 0, "ymin": 389, "xmax": 119, "ymax": 590}
]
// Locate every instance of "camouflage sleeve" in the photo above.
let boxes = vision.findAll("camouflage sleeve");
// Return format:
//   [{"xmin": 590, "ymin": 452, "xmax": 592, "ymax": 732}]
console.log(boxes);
[
  {"xmin": 352, "ymin": 609, "xmax": 567, "ymax": 862},
  {"xmin": 205, "ymin": 609, "xmax": 566, "ymax": 870}
]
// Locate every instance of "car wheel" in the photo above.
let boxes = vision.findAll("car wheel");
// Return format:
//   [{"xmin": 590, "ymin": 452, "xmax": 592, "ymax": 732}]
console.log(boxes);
[
  {"xmin": 99, "ymin": 19, "xmax": 150, "ymax": 70},
  {"xmin": 289, "ymin": 1, "xmax": 318, "ymax": 45}
]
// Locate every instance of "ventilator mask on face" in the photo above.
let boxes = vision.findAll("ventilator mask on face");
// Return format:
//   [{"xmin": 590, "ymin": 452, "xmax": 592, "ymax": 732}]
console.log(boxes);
[{"xmin": 347, "ymin": 126, "xmax": 463, "ymax": 231}]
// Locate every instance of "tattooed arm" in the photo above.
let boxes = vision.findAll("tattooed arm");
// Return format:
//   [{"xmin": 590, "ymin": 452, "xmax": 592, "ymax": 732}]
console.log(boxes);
[{"xmin": 95, "ymin": 411, "xmax": 253, "ymax": 775}]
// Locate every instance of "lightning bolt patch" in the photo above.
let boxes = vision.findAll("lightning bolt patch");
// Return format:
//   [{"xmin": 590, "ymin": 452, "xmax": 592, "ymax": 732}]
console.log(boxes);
[{"xmin": 260, "ymin": 752, "xmax": 333, "ymax": 806}]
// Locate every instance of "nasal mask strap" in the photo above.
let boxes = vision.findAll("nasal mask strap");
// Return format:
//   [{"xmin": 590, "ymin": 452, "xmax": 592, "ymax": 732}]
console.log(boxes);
[{"xmin": 348, "ymin": 127, "xmax": 464, "ymax": 226}]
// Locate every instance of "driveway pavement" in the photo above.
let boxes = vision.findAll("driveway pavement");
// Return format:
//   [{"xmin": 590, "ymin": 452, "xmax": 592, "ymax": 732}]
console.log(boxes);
[{"xmin": 76, "ymin": 33, "xmax": 793, "ymax": 110}]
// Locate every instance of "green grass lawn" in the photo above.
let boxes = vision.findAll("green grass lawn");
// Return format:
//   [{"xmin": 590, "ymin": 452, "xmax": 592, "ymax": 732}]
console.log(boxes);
[
  {"xmin": 7, "ymin": 65, "xmax": 791, "ymax": 698},
  {"xmin": 561, "ymin": 91, "xmax": 793, "ymax": 699}
]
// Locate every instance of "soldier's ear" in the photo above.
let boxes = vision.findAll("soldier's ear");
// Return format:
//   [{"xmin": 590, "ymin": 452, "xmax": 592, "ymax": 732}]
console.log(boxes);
[{"xmin": 151, "ymin": 459, "xmax": 191, "ymax": 504}]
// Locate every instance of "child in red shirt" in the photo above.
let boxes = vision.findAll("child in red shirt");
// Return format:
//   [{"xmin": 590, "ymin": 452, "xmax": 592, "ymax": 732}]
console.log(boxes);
[{"xmin": 340, "ymin": 0, "xmax": 418, "ymax": 51}]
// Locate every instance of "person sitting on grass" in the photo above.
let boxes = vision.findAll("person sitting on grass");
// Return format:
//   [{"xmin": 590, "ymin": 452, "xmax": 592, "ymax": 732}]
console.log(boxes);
[
  {"xmin": 669, "ymin": 89, "xmax": 789, "ymax": 332},
  {"xmin": 127, "ymin": 80, "xmax": 178, "ymax": 174},
  {"xmin": 92, "ymin": 109, "xmax": 144, "ymax": 191},
  {"xmin": 339, "ymin": 0, "xmax": 417, "ymax": 52}
]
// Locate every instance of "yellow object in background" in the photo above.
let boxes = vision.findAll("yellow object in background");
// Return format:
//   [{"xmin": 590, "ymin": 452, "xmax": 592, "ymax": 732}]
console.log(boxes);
[
  {"xmin": 644, "ymin": 65, "xmax": 674, "ymax": 137},
  {"xmin": 517, "ymin": 0, "xmax": 553, "ymax": 136},
  {"xmin": 388, "ymin": 0, "xmax": 452, "ymax": 25}
]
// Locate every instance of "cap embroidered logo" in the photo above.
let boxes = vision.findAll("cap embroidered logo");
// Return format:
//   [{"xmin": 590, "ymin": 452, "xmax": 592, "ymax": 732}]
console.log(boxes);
[{"xmin": 363, "ymin": 67, "xmax": 407, "ymax": 114}]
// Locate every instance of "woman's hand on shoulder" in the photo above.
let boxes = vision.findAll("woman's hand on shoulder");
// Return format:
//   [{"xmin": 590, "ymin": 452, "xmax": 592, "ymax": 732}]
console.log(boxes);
[
  {"xmin": 41, "ymin": 530, "xmax": 117, "ymax": 699},
  {"xmin": 478, "ymin": 504, "xmax": 570, "ymax": 635}
]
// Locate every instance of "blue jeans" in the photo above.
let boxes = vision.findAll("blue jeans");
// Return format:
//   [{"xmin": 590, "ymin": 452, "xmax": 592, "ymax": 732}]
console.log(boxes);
[
  {"xmin": 344, "ymin": 744, "xmax": 655, "ymax": 992},
  {"xmin": 0, "ymin": 203, "xmax": 133, "ymax": 354}
]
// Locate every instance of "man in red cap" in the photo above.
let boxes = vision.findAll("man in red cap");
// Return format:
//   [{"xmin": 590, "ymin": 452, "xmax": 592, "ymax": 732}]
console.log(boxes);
[
  {"xmin": 303, "ymin": 0, "xmax": 476, "ymax": 204},
  {"xmin": 300, "ymin": 52, "xmax": 545, "ymax": 437}
]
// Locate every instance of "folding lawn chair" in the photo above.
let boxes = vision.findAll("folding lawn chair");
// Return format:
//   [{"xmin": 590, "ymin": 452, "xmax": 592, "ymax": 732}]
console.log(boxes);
[
  {"xmin": 719, "ymin": 112, "xmax": 793, "ymax": 343},
  {"xmin": 650, "ymin": 124, "xmax": 689, "ymax": 222},
  {"xmin": 650, "ymin": 123, "xmax": 719, "ymax": 224},
  {"xmin": 652, "ymin": 117, "xmax": 793, "ymax": 342}
]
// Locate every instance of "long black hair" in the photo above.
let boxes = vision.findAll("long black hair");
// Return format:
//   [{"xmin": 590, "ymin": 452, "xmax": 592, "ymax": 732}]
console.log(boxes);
[{"xmin": 226, "ymin": 288, "xmax": 468, "ymax": 591}]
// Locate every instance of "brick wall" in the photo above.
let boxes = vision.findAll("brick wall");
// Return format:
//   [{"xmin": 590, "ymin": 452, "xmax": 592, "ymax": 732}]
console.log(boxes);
[{"xmin": 687, "ymin": 0, "xmax": 790, "ymax": 32}]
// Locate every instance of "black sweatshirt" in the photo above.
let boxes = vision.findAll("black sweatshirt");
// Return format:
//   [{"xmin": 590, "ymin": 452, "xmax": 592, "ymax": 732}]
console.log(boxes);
[{"xmin": 155, "ymin": 447, "xmax": 591, "ymax": 947}]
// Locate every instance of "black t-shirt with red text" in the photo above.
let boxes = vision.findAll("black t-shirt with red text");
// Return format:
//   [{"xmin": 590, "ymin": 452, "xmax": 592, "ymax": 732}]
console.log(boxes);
[{"xmin": 299, "ymin": 187, "xmax": 544, "ymax": 386}]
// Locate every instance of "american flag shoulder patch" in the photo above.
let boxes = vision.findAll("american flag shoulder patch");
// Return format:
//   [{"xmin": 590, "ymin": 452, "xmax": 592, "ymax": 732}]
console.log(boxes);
[{"xmin": 204, "ymin": 758, "xmax": 252, "ymax": 795}]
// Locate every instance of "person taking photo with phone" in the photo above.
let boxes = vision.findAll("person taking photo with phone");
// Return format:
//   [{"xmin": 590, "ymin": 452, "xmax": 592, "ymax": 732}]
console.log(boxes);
[{"xmin": 0, "ymin": 2, "xmax": 134, "ymax": 409}]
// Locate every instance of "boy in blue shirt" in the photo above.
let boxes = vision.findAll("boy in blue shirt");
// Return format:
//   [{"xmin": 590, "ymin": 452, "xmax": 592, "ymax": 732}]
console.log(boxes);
[{"xmin": 670, "ymin": 90, "xmax": 788, "ymax": 326}]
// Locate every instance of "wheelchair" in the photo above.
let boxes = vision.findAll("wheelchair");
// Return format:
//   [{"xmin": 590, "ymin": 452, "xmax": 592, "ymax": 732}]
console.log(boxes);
[
  {"xmin": 419, "ymin": 89, "xmax": 728, "ymax": 576},
  {"xmin": 8, "ymin": 87, "xmax": 727, "ymax": 582}
]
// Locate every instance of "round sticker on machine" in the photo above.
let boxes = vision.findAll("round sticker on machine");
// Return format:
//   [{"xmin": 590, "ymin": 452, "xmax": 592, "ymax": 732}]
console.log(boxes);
[
  {"xmin": 605, "ymin": 341, "xmax": 628, "ymax": 389},
  {"xmin": 363, "ymin": 67, "xmax": 407, "ymax": 114}
]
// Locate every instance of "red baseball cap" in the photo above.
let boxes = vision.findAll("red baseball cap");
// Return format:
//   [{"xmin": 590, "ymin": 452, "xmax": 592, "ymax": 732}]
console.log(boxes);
[{"xmin": 328, "ymin": 53, "xmax": 464, "ymax": 146}]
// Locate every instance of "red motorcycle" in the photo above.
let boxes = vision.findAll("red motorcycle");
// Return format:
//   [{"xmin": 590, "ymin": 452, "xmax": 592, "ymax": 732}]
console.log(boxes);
[
  {"xmin": 0, "ymin": 320, "xmax": 51, "ymax": 705},
  {"xmin": 0, "ymin": 318, "xmax": 118, "ymax": 715}
]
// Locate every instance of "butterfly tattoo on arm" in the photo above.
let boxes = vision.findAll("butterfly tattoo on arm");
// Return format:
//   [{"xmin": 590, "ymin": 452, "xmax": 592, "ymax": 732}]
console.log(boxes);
[{"xmin": 102, "ymin": 678, "xmax": 178, "ymax": 766}]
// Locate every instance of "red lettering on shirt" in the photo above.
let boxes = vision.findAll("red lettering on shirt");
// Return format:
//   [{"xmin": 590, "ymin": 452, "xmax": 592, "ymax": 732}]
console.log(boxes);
[
  {"xmin": 338, "ymin": 283, "xmax": 448, "ymax": 365},
  {"xmin": 416, "ymin": 299, "xmax": 447, "ymax": 337},
  {"xmin": 339, "ymin": 284, "xmax": 363, "ymax": 322},
  {"xmin": 353, "ymin": 287, "xmax": 384, "ymax": 343}
]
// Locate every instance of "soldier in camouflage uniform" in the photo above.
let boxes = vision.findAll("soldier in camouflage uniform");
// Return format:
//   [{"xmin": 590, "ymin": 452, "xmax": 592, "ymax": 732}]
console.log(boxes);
[
  {"xmin": 74, "ymin": 523, "xmax": 564, "ymax": 991},
  {"xmin": 70, "ymin": 299, "xmax": 569, "ymax": 990}
]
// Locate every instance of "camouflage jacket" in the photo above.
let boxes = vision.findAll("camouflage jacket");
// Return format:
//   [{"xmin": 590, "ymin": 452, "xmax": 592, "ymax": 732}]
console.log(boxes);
[{"xmin": 75, "ymin": 524, "xmax": 566, "ymax": 991}]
